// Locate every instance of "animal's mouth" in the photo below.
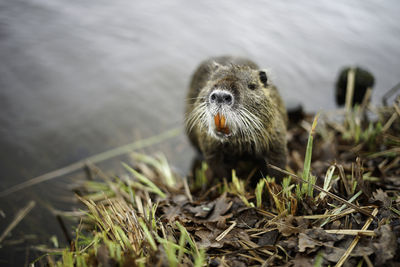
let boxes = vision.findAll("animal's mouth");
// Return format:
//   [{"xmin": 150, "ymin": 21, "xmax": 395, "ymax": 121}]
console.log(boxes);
[{"xmin": 214, "ymin": 113, "xmax": 230, "ymax": 136}]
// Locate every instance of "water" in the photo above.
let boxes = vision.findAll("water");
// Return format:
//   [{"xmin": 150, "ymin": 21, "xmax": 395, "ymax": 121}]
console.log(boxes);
[{"xmin": 0, "ymin": 0, "xmax": 399, "ymax": 264}]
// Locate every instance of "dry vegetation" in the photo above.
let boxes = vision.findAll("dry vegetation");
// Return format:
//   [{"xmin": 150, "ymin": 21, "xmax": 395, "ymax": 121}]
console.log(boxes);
[{"xmin": 33, "ymin": 92, "xmax": 400, "ymax": 267}]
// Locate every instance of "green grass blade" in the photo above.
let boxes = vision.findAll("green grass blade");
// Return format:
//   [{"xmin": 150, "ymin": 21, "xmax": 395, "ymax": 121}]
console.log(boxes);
[
  {"xmin": 122, "ymin": 163, "xmax": 166, "ymax": 198},
  {"xmin": 303, "ymin": 114, "xmax": 319, "ymax": 197},
  {"xmin": 320, "ymin": 190, "xmax": 362, "ymax": 227},
  {"xmin": 138, "ymin": 218, "xmax": 158, "ymax": 251},
  {"xmin": 255, "ymin": 179, "xmax": 265, "ymax": 208}
]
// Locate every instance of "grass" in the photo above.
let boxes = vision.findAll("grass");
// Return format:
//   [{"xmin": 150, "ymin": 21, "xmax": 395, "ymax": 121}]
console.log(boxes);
[
  {"xmin": 31, "ymin": 95, "xmax": 400, "ymax": 266},
  {"xmin": 296, "ymin": 113, "xmax": 319, "ymax": 199},
  {"xmin": 36, "ymin": 153, "xmax": 207, "ymax": 267}
]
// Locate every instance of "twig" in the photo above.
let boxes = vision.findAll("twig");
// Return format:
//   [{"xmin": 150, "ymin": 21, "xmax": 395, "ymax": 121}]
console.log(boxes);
[
  {"xmin": 0, "ymin": 127, "xmax": 181, "ymax": 197},
  {"xmin": 382, "ymin": 111, "xmax": 398, "ymax": 133},
  {"xmin": 0, "ymin": 201, "xmax": 36, "ymax": 243},
  {"xmin": 267, "ymin": 164, "xmax": 376, "ymax": 219},
  {"xmin": 335, "ymin": 164, "xmax": 351, "ymax": 196},
  {"xmin": 216, "ymin": 221, "xmax": 237, "ymax": 241},
  {"xmin": 324, "ymin": 229, "xmax": 375, "ymax": 237},
  {"xmin": 345, "ymin": 68, "xmax": 356, "ymax": 112},
  {"xmin": 359, "ymin": 87, "xmax": 372, "ymax": 113},
  {"xmin": 300, "ymin": 207, "xmax": 356, "ymax": 220},
  {"xmin": 335, "ymin": 208, "xmax": 378, "ymax": 267},
  {"xmin": 183, "ymin": 178, "xmax": 193, "ymax": 203}
]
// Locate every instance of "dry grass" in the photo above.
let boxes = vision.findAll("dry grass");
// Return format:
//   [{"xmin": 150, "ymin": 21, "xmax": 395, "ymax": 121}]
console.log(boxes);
[{"xmin": 34, "ymin": 96, "xmax": 400, "ymax": 266}]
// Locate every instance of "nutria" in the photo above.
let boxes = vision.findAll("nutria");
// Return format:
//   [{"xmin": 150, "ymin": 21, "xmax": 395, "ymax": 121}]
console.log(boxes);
[{"xmin": 185, "ymin": 56, "xmax": 287, "ymax": 181}]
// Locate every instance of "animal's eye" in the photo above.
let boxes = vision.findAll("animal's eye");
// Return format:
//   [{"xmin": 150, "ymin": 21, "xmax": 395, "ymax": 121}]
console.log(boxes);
[
  {"xmin": 248, "ymin": 83, "xmax": 257, "ymax": 90},
  {"xmin": 259, "ymin": 71, "xmax": 268, "ymax": 85}
]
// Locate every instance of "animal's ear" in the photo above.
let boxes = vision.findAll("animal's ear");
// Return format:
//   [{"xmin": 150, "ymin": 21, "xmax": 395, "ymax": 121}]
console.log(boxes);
[
  {"xmin": 210, "ymin": 61, "xmax": 221, "ymax": 71},
  {"xmin": 259, "ymin": 70, "xmax": 268, "ymax": 86}
]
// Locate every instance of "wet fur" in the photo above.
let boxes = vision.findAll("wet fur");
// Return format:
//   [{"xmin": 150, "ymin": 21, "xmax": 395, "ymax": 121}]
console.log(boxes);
[{"xmin": 185, "ymin": 56, "xmax": 287, "ymax": 181}]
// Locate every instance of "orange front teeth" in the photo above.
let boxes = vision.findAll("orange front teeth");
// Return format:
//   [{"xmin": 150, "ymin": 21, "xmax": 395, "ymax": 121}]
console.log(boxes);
[{"xmin": 214, "ymin": 113, "xmax": 230, "ymax": 134}]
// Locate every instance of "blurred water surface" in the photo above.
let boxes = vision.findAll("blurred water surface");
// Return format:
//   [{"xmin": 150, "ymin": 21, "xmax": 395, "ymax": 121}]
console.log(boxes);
[{"xmin": 0, "ymin": 0, "xmax": 399, "ymax": 264}]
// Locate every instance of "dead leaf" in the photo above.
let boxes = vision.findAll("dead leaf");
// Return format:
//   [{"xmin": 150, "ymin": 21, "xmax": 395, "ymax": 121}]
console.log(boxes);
[
  {"xmin": 257, "ymin": 230, "xmax": 279, "ymax": 246},
  {"xmin": 322, "ymin": 241, "xmax": 347, "ymax": 262},
  {"xmin": 278, "ymin": 236, "xmax": 298, "ymax": 251},
  {"xmin": 236, "ymin": 208, "xmax": 262, "ymax": 228},
  {"xmin": 163, "ymin": 205, "xmax": 183, "ymax": 223},
  {"xmin": 195, "ymin": 228, "xmax": 223, "ymax": 248},
  {"xmin": 372, "ymin": 189, "xmax": 392, "ymax": 208},
  {"xmin": 184, "ymin": 202, "xmax": 214, "ymax": 218},
  {"xmin": 183, "ymin": 192, "xmax": 233, "ymax": 224},
  {"xmin": 373, "ymin": 224, "xmax": 397, "ymax": 265},
  {"xmin": 275, "ymin": 215, "xmax": 308, "ymax": 237},
  {"xmin": 195, "ymin": 227, "xmax": 249, "ymax": 249},
  {"xmin": 298, "ymin": 233, "xmax": 320, "ymax": 252},
  {"xmin": 291, "ymin": 254, "xmax": 314, "ymax": 267},
  {"xmin": 305, "ymin": 228, "xmax": 343, "ymax": 242}
]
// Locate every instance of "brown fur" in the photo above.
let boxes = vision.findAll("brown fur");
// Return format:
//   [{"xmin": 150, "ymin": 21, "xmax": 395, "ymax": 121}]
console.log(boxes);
[{"xmin": 185, "ymin": 56, "xmax": 287, "ymax": 182}]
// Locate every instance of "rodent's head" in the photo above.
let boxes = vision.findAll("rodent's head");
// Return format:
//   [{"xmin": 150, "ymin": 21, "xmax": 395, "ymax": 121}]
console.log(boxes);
[{"xmin": 186, "ymin": 62, "xmax": 277, "ymax": 152}]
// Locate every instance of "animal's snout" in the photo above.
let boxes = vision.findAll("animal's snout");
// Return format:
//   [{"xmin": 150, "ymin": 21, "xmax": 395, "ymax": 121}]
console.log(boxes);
[{"xmin": 209, "ymin": 90, "xmax": 233, "ymax": 106}]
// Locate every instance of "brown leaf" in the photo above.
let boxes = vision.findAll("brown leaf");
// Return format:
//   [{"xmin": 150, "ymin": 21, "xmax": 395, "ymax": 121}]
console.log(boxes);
[
  {"xmin": 373, "ymin": 224, "xmax": 397, "ymax": 265},
  {"xmin": 322, "ymin": 241, "xmax": 346, "ymax": 262},
  {"xmin": 298, "ymin": 233, "xmax": 320, "ymax": 252},
  {"xmin": 195, "ymin": 227, "xmax": 250, "ymax": 249},
  {"xmin": 291, "ymin": 254, "xmax": 314, "ymax": 267},
  {"xmin": 183, "ymin": 192, "xmax": 233, "ymax": 224},
  {"xmin": 184, "ymin": 202, "xmax": 214, "ymax": 218},
  {"xmin": 257, "ymin": 230, "xmax": 279, "ymax": 246},
  {"xmin": 195, "ymin": 228, "xmax": 223, "ymax": 248},
  {"xmin": 162, "ymin": 205, "xmax": 182, "ymax": 223},
  {"xmin": 305, "ymin": 228, "xmax": 343, "ymax": 242},
  {"xmin": 372, "ymin": 189, "xmax": 392, "ymax": 208},
  {"xmin": 278, "ymin": 236, "xmax": 298, "ymax": 251},
  {"xmin": 323, "ymin": 238, "xmax": 374, "ymax": 263},
  {"xmin": 275, "ymin": 215, "xmax": 308, "ymax": 237},
  {"xmin": 236, "ymin": 208, "xmax": 262, "ymax": 228},
  {"xmin": 221, "ymin": 228, "xmax": 250, "ymax": 247},
  {"xmin": 208, "ymin": 193, "xmax": 233, "ymax": 221}
]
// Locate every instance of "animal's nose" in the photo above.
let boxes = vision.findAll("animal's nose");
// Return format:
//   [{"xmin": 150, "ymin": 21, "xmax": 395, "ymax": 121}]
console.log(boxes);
[{"xmin": 209, "ymin": 90, "xmax": 233, "ymax": 106}]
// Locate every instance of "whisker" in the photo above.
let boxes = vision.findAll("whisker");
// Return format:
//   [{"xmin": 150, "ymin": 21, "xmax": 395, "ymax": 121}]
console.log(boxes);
[{"xmin": 185, "ymin": 100, "xmax": 271, "ymax": 154}]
